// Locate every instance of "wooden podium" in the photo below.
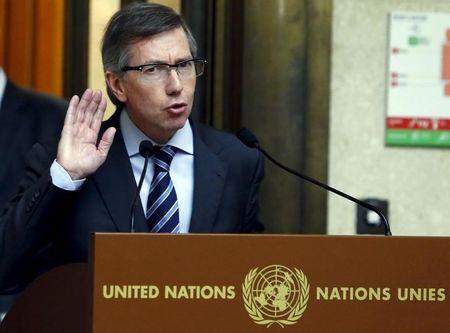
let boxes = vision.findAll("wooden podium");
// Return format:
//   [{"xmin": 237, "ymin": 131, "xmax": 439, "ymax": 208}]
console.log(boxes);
[{"xmin": 1, "ymin": 234, "xmax": 450, "ymax": 332}]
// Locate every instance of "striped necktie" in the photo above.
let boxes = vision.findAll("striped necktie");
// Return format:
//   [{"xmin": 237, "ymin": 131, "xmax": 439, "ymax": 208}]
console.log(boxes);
[{"xmin": 146, "ymin": 145, "xmax": 180, "ymax": 233}]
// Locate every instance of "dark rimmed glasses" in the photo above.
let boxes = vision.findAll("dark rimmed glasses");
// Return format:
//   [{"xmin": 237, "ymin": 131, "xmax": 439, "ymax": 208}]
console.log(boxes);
[{"xmin": 121, "ymin": 59, "xmax": 206, "ymax": 83}]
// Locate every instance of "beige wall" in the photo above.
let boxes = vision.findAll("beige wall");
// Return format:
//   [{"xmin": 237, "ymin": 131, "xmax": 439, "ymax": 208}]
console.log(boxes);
[
  {"xmin": 154, "ymin": 0, "xmax": 180, "ymax": 13},
  {"xmin": 88, "ymin": 0, "xmax": 120, "ymax": 119},
  {"xmin": 328, "ymin": 0, "xmax": 450, "ymax": 235}
]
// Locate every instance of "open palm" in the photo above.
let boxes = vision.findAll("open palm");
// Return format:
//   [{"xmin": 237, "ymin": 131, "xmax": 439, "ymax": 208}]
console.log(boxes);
[{"xmin": 57, "ymin": 89, "xmax": 116, "ymax": 180}]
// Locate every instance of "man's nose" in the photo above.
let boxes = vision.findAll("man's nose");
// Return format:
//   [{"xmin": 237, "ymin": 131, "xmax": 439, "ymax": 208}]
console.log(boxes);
[{"xmin": 165, "ymin": 69, "xmax": 183, "ymax": 95}]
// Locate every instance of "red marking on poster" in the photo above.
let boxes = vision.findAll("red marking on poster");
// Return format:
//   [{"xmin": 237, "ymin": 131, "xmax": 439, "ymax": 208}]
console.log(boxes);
[
  {"xmin": 387, "ymin": 117, "xmax": 450, "ymax": 130},
  {"xmin": 443, "ymin": 45, "xmax": 450, "ymax": 80},
  {"xmin": 438, "ymin": 119, "xmax": 450, "ymax": 129}
]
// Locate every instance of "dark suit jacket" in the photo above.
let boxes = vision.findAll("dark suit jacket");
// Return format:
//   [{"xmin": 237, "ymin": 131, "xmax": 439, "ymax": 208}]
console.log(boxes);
[
  {"xmin": 0, "ymin": 110, "xmax": 264, "ymax": 293},
  {"xmin": 0, "ymin": 81, "xmax": 66, "ymax": 214}
]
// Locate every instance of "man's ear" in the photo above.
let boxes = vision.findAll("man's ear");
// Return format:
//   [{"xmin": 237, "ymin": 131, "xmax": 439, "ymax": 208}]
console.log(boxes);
[{"xmin": 105, "ymin": 71, "xmax": 127, "ymax": 102}]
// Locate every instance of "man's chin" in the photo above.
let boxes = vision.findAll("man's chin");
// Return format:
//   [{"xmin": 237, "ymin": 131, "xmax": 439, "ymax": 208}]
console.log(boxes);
[{"xmin": 167, "ymin": 114, "xmax": 189, "ymax": 129}]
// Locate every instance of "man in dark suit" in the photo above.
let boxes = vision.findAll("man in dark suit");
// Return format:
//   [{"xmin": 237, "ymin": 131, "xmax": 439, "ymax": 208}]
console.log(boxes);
[
  {"xmin": 0, "ymin": 3, "xmax": 263, "ymax": 294},
  {"xmin": 0, "ymin": 68, "xmax": 67, "ymax": 318},
  {"xmin": 0, "ymin": 69, "xmax": 67, "ymax": 213}
]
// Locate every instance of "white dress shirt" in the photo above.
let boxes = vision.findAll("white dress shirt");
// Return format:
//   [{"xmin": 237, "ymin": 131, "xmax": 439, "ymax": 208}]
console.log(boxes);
[
  {"xmin": 50, "ymin": 109, "xmax": 194, "ymax": 233},
  {"xmin": 0, "ymin": 67, "xmax": 7, "ymax": 107}
]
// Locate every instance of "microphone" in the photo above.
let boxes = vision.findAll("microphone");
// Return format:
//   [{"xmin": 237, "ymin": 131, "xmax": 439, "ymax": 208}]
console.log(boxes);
[
  {"xmin": 130, "ymin": 140, "xmax": 155, "ymax": 232},
  {"xmin": 236, "ymin": 128, "xmax": 392, "ymax": 236}
]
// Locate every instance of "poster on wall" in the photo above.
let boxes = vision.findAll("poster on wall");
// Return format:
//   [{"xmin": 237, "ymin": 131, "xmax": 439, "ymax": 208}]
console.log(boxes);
[{"xmin": 386, "ymin": 11, "xmax": 450, "ymax": 147}]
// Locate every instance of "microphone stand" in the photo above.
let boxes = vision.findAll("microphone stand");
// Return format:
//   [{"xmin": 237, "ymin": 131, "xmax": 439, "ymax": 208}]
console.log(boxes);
[
  {"xmin": 236, "ymin": 128, "xmax": 392, "ymax": 236},
  {"xmin": 130, "ymin": 141, "xmax": 155, "ymax": 232},
  {"xmin": 260, "ymin": 147, "xmax": 392, "ymax": 236},
  {"xmin": 130, "ymin": 157, "xmax": 150, "ymax": 233}
]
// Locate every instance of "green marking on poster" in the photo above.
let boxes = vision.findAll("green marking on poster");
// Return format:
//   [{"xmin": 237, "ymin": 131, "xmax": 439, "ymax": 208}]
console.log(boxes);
[
  {"xmin": 386, "ymin": 129, "xmax": 450, "ymax": 147},
  {"xmin": 408, "ymin": 36, "xmax": 419, "ymax": 45}
]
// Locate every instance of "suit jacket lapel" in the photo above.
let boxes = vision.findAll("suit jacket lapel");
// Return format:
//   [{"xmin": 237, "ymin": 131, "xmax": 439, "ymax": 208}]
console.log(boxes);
[
  {"xmin": 91, "ymin": 111, "xmax": 146, "ymax": 232},
  {"xmin": 189, "ymin": 122, "xmax": 228, "ymax": 233}
]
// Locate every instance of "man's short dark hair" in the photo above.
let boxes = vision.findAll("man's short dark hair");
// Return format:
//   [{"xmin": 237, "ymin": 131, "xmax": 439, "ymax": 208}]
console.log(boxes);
[{"xmin": 101, "ymin": 2, "xmax": 198, "ymax": 108}]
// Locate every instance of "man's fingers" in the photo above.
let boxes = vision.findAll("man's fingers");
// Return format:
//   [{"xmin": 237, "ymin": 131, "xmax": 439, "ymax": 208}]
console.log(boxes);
[
  {"xmin": 64, "ymin": 95, "xmax": 80, "ymax": 126},
  {"xmin": 61, "ymin": 95, "xmax": 79, "ymax": 139},
  {"xmin": 91, "ymin": 96, "xmax": 107, "ymax": 133},
  {"xmin": 83, "ymin": 90, "xmax": 102, "ymax": 127},
  {"xmin": 98, "ymin": 94, "xmax": 107, "ymax": 113},
  {"xmin": 75, "ymin": 89, "xmax": 93, "ymax": 124},
  {"xmin": 98, "ymin": 127, "xmax": 116, "ymax": 157}
]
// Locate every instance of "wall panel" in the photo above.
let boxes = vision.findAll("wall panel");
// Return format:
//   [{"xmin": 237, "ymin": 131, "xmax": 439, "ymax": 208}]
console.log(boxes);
[
  {"xmin": 1, "ymin": 0, "xmax": 65, "ymax": 96},
  {"xmin": 34, "ymin": 0, "xmax": 65, "ymax": 95}
]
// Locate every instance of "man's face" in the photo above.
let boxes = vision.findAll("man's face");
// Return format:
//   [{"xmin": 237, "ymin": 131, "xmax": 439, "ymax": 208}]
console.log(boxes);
[{"xmin": 115, "ymin": 27, "xmax": 196, "ymax": 143}]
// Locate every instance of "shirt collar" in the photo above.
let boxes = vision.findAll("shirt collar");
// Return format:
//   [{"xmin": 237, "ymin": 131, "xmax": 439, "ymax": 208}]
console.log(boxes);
[
  {"xmin": 0, "ymin": 68, "xmax": 7, "ymax": 108},
  {"xmin": 120, "ymin": 109, "xmax": 194, "ymax": 157}
]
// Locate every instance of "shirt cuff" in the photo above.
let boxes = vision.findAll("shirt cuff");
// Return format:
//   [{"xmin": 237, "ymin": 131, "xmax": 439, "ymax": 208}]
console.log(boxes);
[{"xmin": 50, "ymin": 160, "xmax": 86, "ymax": 191}]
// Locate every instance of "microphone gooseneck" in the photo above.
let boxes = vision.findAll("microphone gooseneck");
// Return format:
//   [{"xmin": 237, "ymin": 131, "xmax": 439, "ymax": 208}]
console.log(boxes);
[
  {"xmin": 236, "ymin": 127, "xmax": 392, "ymax": 236},
  {"xmin": 130, "ymin": 140, "xmax": 155, "ymax": 232},
  {"xmin": 236, "ymin": 128, "xmax": 260, "ymax": 149}
]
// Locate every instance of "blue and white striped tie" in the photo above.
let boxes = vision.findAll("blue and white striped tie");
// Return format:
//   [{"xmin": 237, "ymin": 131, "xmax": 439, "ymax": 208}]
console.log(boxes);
[{"xmin": 146, "ymin": 146, "xmax": 180, "ymax": 233}]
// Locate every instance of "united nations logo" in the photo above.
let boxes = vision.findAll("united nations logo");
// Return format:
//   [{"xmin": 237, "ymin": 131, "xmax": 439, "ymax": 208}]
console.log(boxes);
[{"xmin": 242, "ymin": 265, "xmax": 309, "ymax": 328}]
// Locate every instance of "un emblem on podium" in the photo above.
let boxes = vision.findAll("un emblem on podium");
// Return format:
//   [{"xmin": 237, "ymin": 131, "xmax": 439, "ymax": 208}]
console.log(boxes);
[{"xmin": 242, "ymin": 265, "xmax": 310, "ymax": 328}]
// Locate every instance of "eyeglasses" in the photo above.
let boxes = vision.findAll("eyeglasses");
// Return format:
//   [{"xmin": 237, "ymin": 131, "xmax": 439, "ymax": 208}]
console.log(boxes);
[{"xmin": 121, "ymin": 59, "xmax": 206, "ymax": 83}]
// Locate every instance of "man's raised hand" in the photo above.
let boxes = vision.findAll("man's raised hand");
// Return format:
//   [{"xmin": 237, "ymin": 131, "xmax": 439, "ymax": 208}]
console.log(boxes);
[{"xmin": 56, "ymin": 89, "xmax": 116, "ymax": 180}]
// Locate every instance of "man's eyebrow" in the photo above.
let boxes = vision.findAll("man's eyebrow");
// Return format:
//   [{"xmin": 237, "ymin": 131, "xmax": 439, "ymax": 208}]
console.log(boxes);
[
  {"xmin": 141, "ymin": 56, "xmax": 194, "ymax": 65},
  {"xmin": 174, "ymin": 56, "xmax": 194, "ymax": 63}
]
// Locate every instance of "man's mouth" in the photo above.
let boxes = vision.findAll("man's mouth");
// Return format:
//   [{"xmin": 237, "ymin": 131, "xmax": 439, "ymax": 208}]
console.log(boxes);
[{"xmin": 166, "ymin": 102, "xmax": 188, "ymax": 115}]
